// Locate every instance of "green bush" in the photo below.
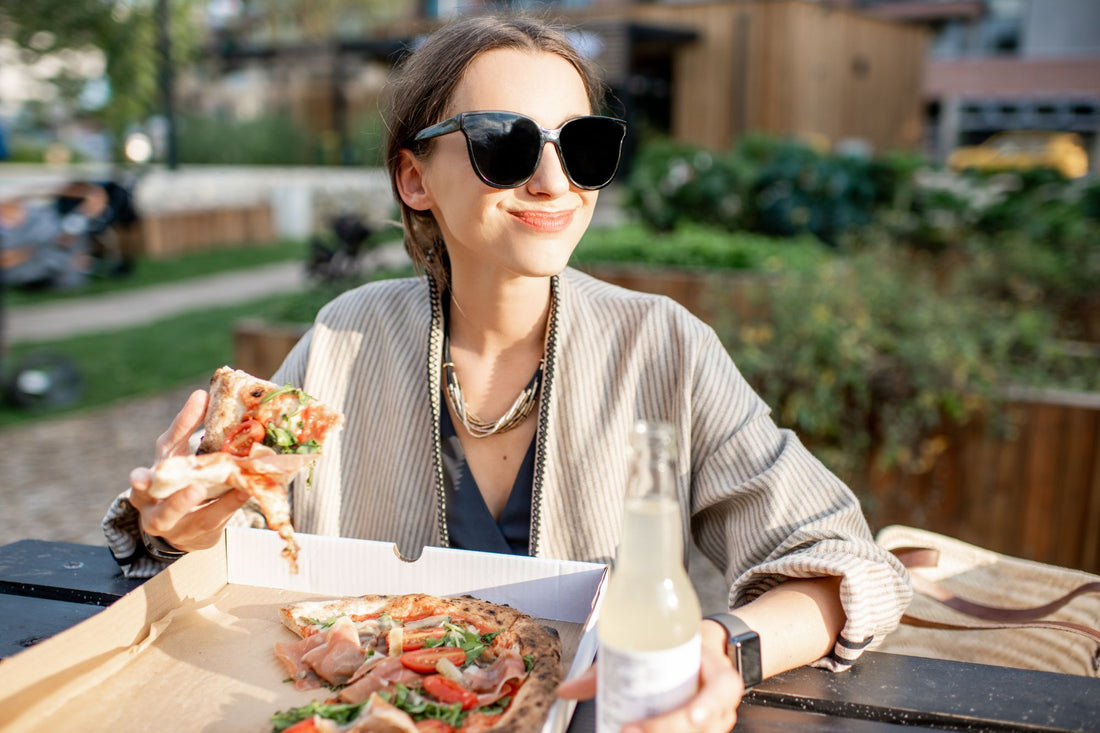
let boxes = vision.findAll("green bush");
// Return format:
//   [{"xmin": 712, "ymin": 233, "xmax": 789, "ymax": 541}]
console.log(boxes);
[
  {"xmin": 574, "ymin": 223, "xmax": 830, "ymax": 273},
  {"xmin": 848, "ymin": 167, "xmax": 1100, "ymax": 340},
  {"xmin": 177, "ymin": 112, "xmax": 323, "ymax": 165},
  {"xmin": 622, "ymin": 139, "xmax": 751, "ymax": 232},
  {"xmin": 623, "ymin": 135, "xmax": 897, "ymax": 245},
  {"xmin": 724, "ymin": 245, "xmax": 1060, "ymax": 482}
]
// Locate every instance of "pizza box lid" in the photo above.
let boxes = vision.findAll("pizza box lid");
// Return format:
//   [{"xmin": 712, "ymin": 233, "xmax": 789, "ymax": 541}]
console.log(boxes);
[{"xmin": 0, "ymin": 527, "xmax": 608, "ymax": 733}]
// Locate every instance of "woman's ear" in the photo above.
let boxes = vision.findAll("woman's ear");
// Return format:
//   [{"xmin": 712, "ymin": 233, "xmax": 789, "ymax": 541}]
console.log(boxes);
[{"xmin": 395, "ymin": 149, "xmax": 433, "ymax": 211}]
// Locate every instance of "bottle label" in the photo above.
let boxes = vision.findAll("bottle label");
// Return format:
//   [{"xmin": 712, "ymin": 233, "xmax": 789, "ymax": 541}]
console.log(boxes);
[{"xmin": 596, "ymin": 633, "xmax": 701, "ymax": 732}]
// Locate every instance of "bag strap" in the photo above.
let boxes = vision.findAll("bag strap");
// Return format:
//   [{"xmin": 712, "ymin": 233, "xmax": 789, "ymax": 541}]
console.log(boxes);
[{"xmin": 892, "ymin": 546, "xmax": 1100, "ymax": 644}]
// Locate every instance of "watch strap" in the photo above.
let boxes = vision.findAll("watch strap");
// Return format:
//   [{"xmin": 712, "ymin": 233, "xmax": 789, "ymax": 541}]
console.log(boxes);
[
  {"xmin": 140, "ymin": 527, "xmax": 187, "ymax": 563},
  {"xmin": 707, "ymin": 612, "xmax": 762, "ymax": 687}
]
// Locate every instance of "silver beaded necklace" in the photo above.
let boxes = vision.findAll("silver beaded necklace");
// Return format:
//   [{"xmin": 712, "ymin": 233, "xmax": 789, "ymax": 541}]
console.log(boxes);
[
  {"xmin": 442, "ymin": 297, "xmax": 548, "ymax": 439},
  {"xmin": 442, "ymin": 346, "xmax": 543, "ymax": 438}
]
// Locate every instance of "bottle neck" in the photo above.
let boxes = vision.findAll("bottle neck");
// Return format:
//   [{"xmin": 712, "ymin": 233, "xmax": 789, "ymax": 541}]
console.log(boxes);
[
  {"xmin": 616, "ymin": 495, "xmax": 686, "ymax": 573},
  {"xmin": 626, "ymin": 423, "xmax": 677, "ymax": 503}
]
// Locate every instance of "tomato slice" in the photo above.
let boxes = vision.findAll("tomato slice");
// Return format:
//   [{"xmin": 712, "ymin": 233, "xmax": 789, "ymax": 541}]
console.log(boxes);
[
  {"xmin": 400, "ymin": 647, "xmax": 466, "ymax": 674},
  {"xmin": 402, "ymin": 628, "xmax": 448, "ymax": 651},
  {"xmin": 282, "ymin": 716, "xmax": 322, "ymax": 733},
  {"xmin": 458, "ymin": 711, "xmax": 504, "ymax": 733},
  {"xmin": 222, "ymin": 418, "xmax": 265, "ymax": 456},
  {"xmin": 298, "ymin": 405, "xmax": 339, "ymax": 444},
  {"xmin": 422, "ymin": 675, "xmax": 479, "ymax": 710},
  {"xmin": 415, "ymin": 720, "xmax": 455, "ymax": 733}
]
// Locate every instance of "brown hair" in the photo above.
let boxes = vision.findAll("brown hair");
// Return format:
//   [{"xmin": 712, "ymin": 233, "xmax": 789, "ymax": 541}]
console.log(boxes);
[{"xmin": 384, "ymin": 15, "xmax": 605, "ymax": 288}]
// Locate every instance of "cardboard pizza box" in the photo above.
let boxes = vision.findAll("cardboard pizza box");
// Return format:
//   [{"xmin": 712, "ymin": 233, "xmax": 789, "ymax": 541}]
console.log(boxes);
[{"xmin": 0, "ymin": 527, "xmax": 608, "ymax": 733}]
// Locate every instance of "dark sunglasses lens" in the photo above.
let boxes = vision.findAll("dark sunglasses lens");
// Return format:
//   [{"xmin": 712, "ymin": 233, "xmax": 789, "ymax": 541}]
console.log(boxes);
[
  {"xmin": 464, "ymin": 114, "xmax": 542, "ymax": 187},
  {"xmin": 559, "ymin": 117, "xmax": 625, "ymax": 189}
]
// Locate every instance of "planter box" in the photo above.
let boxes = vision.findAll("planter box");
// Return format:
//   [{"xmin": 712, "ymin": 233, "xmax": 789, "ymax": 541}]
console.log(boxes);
[
  {"xmin": 585, "ymin": 265, "xmax": 1100, "ymax": 574},
  {"xmin": 577, "ymin": 263, "xmax": 771, "ymax": 325},
  {"xmin": 232, "ymin": 318, "xmax": 309, "ymax": 379},
  {"xmin": 135, "ymin": 205, "xmax": 277, "ymax": 258}
]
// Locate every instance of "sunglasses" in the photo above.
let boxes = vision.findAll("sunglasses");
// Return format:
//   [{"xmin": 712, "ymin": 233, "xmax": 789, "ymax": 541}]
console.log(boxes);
[{"xmin": 413, "ymin": 111, "xmax": 627, "ymax": 190}]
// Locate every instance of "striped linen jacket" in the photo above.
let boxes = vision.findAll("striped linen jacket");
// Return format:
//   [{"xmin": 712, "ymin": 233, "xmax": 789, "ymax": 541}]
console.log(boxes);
[{"xmin": 104, "ymin": 267, "xmax": 911, "ymax": 670}]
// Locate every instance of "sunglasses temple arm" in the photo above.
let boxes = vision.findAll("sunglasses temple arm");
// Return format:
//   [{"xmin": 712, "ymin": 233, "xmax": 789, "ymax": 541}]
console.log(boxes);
[{"xmin": 413, "ymin": 115, "xmax": 463, "ymax": 142}]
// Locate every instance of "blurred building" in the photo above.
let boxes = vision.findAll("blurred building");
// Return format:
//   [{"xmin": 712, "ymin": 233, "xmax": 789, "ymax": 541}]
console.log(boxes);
[
  {"xmin": 190, "ymin": 0, "xmax": 930, "ymax": 163},
  {"xmin": 837, "ymin": 0, "xmax": 1100, "ymax": 164}
]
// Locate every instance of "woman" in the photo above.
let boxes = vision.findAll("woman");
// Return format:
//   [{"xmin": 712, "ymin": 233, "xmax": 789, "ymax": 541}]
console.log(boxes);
[{"xmin": 105, "ymin": 15, "xmax": 910, "ymax": 732}]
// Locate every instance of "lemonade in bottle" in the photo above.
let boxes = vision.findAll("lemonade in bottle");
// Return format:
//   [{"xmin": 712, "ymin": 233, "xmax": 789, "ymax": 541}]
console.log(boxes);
[{"xmin": 596, "ymin": 420, "xmax": 702, "ymax": 732}]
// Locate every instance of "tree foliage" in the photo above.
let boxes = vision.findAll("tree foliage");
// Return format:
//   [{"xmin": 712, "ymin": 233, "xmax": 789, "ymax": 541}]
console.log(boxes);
[{"xmin": 0, "ymin": 0, "xmax": 201, "ymax": 156}]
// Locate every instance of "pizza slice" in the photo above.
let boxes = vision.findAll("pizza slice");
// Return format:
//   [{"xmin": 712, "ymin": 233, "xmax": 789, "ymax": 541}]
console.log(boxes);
[
  {"xmin": 149, "ymin": 366, "xmax": 343, "ymax": 571},
  {"xmin": 271, "ymin": 594, "xmax": 562, "ymax": 733}
]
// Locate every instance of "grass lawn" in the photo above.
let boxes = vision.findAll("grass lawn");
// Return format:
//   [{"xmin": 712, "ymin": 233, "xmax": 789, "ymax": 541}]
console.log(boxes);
[
  {"xmin": 4, "ymin": 239, "xmax": 309, "ymax": 308},
  {"xmin": 0, "ymin": 291, "xmax": 311, "ymax": 429},
  {"xmin": 0, "ymin": 268, "xmax": 415, "ymax": 429}
]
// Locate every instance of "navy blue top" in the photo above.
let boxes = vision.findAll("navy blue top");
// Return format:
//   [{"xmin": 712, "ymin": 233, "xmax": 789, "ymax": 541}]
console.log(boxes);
[{"xmin": 440, "ymin": 403, "xmax": 535, "ymax": 555}]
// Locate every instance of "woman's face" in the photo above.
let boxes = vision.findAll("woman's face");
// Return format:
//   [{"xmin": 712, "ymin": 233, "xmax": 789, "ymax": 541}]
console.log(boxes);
[{"xmin": 403, "ymin": 48, "xmax": 599, "ymax": 289}]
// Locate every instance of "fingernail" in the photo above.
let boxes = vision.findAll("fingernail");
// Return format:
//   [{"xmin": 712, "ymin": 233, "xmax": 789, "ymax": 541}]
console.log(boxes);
[{"xmin": 690, "ymin": 706, "xmax": 708, "ymax": 725}]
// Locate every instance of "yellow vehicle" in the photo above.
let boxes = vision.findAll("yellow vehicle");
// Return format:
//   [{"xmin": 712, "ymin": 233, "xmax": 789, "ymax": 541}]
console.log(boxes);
[{"xmin": 947, "ymin": 131, "xmax": 1090, "ymax": 179}]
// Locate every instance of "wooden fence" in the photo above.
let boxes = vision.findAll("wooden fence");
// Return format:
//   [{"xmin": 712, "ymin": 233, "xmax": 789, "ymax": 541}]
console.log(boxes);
[{"xmin": 864, "ymin": 389, "xmax": 1100, "ymax": 574}]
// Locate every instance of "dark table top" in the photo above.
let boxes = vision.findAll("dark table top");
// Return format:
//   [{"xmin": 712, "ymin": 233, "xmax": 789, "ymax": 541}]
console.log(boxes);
[{"xmin": 1, "ymin": 539, "xmax": 1097, "ymax": 732}]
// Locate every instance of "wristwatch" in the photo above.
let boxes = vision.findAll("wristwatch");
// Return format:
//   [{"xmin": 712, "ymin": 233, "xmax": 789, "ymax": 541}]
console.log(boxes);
[
  {"xmin": 140, "ymin": 527, "xmax": 187, "ymax": 562},
  {"xmin": 706, "ymin": 613, "xmax": 762, "ymax": 688}
]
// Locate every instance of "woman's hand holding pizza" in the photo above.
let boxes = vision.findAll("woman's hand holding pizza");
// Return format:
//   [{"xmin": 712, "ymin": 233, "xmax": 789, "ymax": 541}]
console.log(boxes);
[
  {"xmin": 557, "ymin": 620, "xmax": 742, "ymax": 733},
  {"xmin": 128, "ymin": 389, "xmax": 250, "ymax": 553}
]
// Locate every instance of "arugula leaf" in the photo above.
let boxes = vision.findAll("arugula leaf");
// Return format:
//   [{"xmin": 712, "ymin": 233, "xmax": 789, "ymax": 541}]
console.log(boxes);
[
  {"xmin": 265, "ymin": 425, "xmax": 297, "ymax": 449},
  {"xmin": 383, "ymin": 684, "xmax": 466, "ymax": 727},
  {"xmin": 440, "ymin": 622, "xmax": 498, "ymax": 665},
  {"xmin": 523, "ymin": 654, "xmax": 535, "ymax": 673},
  {"xmin": 270, "ymin": 700, "xmax": 365, "ymax": 732},
  {"xmin": 260, "ymin": 384, "xmax": 300, "ymax": 405},
  {"xmin": 303, "ymin": 616, "xmax": 337, "ymax": 630}
]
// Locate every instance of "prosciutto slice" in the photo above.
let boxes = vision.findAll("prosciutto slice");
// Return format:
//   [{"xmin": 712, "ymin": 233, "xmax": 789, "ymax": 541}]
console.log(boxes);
[
  {"xmin": 274, "ymin": 632, "xmax": 327, "ymax": 690},
  {"xmin": 339, "ymin": 657, "xmax": 425, "ymax": 705},
  {"xmin": 301, "ymin": 615, "xmax": 366, "ymax": 686},
  {"xmin": 464, "ymin": 648, "xmax": 528, "ymax": 707},
  {"xmin": 275, "ymin": 615, "xmax": 367, "ymax": 689}
]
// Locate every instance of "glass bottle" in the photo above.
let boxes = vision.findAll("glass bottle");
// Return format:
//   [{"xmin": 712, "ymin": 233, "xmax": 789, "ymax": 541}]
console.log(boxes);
[{"xmin": 596, "ymin": 420, "xmax": 702, "ymax": 732}]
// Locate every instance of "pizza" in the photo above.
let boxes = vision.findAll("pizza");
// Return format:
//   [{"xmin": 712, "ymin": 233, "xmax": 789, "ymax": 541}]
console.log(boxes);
[
  {"xmin": 149, "ymin": 366, "xmax": 343, "ymax": 571},
  {"xmin": 271, "ymin": 593, "xmax": 563, "ymax": 733}
]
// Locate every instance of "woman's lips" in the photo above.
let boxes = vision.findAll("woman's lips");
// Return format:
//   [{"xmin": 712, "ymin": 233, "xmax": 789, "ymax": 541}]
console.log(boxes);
[{"xmin": 510, "ymin": 209, "xmax": 575, "ymax": 232}]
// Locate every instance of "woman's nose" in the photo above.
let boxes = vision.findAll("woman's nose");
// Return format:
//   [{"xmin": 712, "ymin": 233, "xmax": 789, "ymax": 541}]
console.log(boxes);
[{"xmin": 526, "ymin": 142, "xmax": 572, "ymax": 196}]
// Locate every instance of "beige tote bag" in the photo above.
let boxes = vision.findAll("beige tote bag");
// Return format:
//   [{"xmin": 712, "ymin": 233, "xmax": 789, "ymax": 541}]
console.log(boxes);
[{"xmin": 874, "ymin": 525, "xmax": 1100, "ymax": 677}]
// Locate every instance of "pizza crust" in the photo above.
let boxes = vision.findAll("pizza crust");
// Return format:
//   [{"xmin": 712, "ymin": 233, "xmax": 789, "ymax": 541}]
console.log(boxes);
[{"xmin": 198, "ymin": 366, "xmax": 278, "ymax": 454}]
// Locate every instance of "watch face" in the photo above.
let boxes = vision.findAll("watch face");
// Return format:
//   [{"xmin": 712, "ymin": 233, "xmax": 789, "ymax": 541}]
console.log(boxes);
[
  {"xmin": 710, "ymin": 614, "xmax": 763, "ymax": 687},
  {"xmin": 732, "ymin": 632, "xmax": 762, "ymax": 688}
]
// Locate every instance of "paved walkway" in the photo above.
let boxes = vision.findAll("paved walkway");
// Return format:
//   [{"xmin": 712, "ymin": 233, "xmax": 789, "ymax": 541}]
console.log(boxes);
[
  {"xmin": 3, "ymin": 244, "xmax": 411, "ymax": 344},
  {"xmin": 5, "ymin": 262, "xmax": 306, "ymax": 344}
]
